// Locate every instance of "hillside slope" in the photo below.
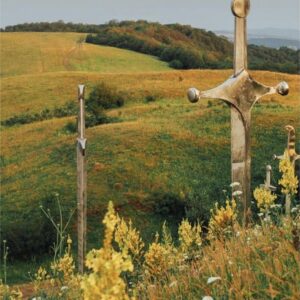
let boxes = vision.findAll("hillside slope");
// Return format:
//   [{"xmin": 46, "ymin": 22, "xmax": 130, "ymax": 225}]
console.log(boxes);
[
  {"xmin": 0, "ymin": 32, "xmax": 170, "ymax": 77},
  {"xmin": 2, "ymin": 21, "xmax": 299, "ymax": 74},
  {"xmin": 86, "ymin": 20, "xmax": 300, "ymax": 73}
]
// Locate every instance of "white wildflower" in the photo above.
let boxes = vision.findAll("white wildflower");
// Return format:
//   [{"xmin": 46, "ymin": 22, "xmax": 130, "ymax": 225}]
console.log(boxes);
[
  {"xmin": 232, "ymin": 190, "xmax": 243, "ymax": 197},
  {"xmin": 207, "ymin": 276, "xmax": 221, "ymax": 284},
  {"xmin": 61, "ymin": 286, "xmax": 69, "ymax": 292},
  {"xmin": 169, "ymin": 281, "xmax": 177, "ymax": 288},
  {"xmin": 202, "ymin": 296, "xmax": 214, "ymax": 300},
  {"xmin": 291, "ymin": 207, "xmax": 298, "ymax": 213},
  {"xmin": 230, "ymin": 182, "xmax": 240, "ymax": 188},
  {"xmin": 258, "ymin": 213, "xmax": 264, "ymax": 217}
]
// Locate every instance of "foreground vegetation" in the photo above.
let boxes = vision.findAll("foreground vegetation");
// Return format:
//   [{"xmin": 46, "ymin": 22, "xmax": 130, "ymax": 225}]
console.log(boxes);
[{"xmin": 1, "ymin": 153, "xmax": 299, "ymax": 299}]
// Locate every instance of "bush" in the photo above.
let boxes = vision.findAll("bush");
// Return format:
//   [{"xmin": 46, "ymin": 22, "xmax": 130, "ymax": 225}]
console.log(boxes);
[
  {"xmin": 185, "ymin": 191, "xmax": 212, "ymax": 224},
  {"xmin": 1, "ymin": 101, "xmax": 77, "ymax": 127},
  {"xmin": 169, "ymin": 59, "xmax": 183, "ymax": 69},
  {"xmin": 146, "ymin": 191, "xmax": 186, "ymax": 221},
  {"xmin": 144, "ymin": 94, "xmax": 160, "ymax": 103},
  {"xmin": 86, "ymin": 82, "xmax": 125, "ymax": 112},
  {"xmin": 62, "ymin": 121, "xmax": 77, "ymax": 133},
  {"xmin": 85, "ymin": 111, "xmax": 111, "ymax": 128},
  {"xmin": 1, "ymin": 195, "xmax": 59, "ymax": 259}
]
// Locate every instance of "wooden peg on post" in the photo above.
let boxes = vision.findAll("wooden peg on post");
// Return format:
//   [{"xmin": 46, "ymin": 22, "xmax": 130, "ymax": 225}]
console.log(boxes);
[{"xmin": 77, "ymin": 84, "xmax": 87, "ymax": 273}]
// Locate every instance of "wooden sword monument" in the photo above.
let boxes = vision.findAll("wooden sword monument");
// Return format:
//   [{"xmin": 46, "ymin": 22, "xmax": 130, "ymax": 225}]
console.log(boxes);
[
  {"xmin": 274, "ymin": 125, "xmax": 300, "ymax": 215},
  {"xmin": 77, "ymin": 84, "xmax": 87, "ymax": 273},
  {"xmin": 187, "ymin": 0, "xmax": 289, "ymax": 223}
]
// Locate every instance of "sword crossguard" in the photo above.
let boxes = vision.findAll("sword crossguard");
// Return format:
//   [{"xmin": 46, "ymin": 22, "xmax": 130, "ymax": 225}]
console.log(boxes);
[
  {"xmin": 260, "ymin": 184, "xmax": 276, "ymax": 192},
  {"xmin": 77, "ymin": 138, "xmax": 87, "ymax": 152},
  {"xmin": 187, "ymin": 73, "xmax": 289, "ymax": 108},
  {"xmin": 273, "ymin": 125, "xmax": 299, "ymax": 164},
  {"xmin": 260, "ymin": 164, "xmax": 276, "ymax": 192},
  {"xmin": 78, "ymin": 84, "xmax": 85, "ymax": 100}
]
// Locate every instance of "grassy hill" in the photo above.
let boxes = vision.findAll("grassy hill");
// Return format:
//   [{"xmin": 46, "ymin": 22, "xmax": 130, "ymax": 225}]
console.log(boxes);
[
  {"xmin": 0, "ymin": 32, "xmax": 300, "ymax": 284},
  {"xmin": 2, "ymin": 21, "xmax": 299, "ymax": 74},
  {"xmin": 0, "ymin": 32, "xmax": 170, "ymax": 77}
]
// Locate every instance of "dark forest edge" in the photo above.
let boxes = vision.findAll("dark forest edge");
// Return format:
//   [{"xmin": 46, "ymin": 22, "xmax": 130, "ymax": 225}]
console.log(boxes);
[{"xmin": 2, "ymin": 20, "xmax": 300, "ymax": 74}]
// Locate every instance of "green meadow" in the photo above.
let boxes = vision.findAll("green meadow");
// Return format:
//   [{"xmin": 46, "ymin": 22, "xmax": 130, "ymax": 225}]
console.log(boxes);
[{"xmin": 0, "ymin": 32, "xmax": 299, "ymax": 284}]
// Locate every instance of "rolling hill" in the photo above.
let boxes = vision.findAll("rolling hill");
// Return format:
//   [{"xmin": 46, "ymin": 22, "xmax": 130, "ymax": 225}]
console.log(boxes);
[
  {"xmin": 0, "ymin": 32, "xmax": 299, "ymax": 283},
  {"xmin": 2, "ymin": 21, "xmax": 300, "ymax": 74},
  {"xmin": 0, "ymin": 32, "xmax": 170, "ymax": 78}
]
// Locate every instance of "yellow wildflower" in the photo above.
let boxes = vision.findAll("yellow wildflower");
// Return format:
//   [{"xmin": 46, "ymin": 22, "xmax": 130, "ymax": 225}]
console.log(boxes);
[
  {"xmin": 144, "ymin": 232, "xmax": 176, "ymax": 277},
  {"xmin": 253, "ymin": 187, "xmax": 277, "ymax": 213},
  {"xmin": 115, "ymin": 218, "xmax": 144, "ymax": 259},
  {"xmin": 178, "ymin": 219, "xmax": 202, "ymax": 253},
  {"xmin": 208, "ymin": 199, "xmax": 237, "ymax": 240},
  {"xmin": 0, "ymin": 281, "xmax": 23, "ymax": 300},
  {"xmin": 82, "ymin": 201, "xmax": 133, "ymax": 300},
  {"xmin": 279, "ymin": 158, "xmax": 298, "ymax": 196}
]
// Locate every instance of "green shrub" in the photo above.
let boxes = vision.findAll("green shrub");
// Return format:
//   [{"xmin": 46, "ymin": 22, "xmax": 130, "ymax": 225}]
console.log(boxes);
[
  {"xmin": 146, "ymin": 191, "xmax": 186, "ymax": 221},
  {"xmin": 185, "ymin": 191, "xmax": 212, "ymax": 224},
  {"xmin": 86, "ymin": 82, "xmax": 125, "ymax": 112},
  {"xmin": 1, "ymin": 195, "xmax": 60, "ymax": 259},
  {"xmin": 85, "ymin": 111, "xmax": 111, "ymax": 128},
  {"xmin": 1, "ymin": 101, "xmax": 77, "ymax": 127},
  {"xmin": 144, "ymin": 94, "xmax": 160, "ymax": 103},
  {"xmin": 62, "ymin": 121, "xmax": 77, "ymax": 133},
  {"xmin": 169, "ymin": 59, "xmax": 183, "ymax": 69}
]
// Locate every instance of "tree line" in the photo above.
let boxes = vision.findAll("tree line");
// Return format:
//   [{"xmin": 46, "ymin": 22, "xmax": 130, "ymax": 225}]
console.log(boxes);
[{"xmin": 2, "ymin": 20, "xmax": 299, "ymax": 73}]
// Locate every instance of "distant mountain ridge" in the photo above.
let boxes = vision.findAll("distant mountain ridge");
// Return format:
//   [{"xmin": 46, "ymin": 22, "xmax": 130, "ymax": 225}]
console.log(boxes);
[{"xmin": 216, "ymin": 28, "xmax": 300, "ymax": 50}]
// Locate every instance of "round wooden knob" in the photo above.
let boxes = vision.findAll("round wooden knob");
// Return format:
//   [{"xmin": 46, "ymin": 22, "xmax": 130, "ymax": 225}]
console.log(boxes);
[
  {"xmin": 187, "ymin": 88, "xmax": 200, "ymax": 103},
  {"xmin": 231, "ymin": 0, "xmax": 250, "ymax": 18},
  {"xmin": 276, "ymin": 81, "xmax": 289, "ymax": 96}
]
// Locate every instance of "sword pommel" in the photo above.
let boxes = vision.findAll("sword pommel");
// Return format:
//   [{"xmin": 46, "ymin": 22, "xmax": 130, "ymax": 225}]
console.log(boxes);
[
  {"xmin": 231, "ymin": 0, "xmax": 250, "ymax": 18},
  {"xmin": 187, "ymin": 88, "xmax": 201, "ymax": 103},
  {"xmin": 276, "ymin": 81, "xmax": 289, "ymax": 96}
]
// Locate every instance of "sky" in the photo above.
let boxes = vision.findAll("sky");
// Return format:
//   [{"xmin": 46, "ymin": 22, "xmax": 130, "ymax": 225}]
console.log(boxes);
[{"xmin": 0, "ymin": 0, "xmax": 299, "ymax": 31}]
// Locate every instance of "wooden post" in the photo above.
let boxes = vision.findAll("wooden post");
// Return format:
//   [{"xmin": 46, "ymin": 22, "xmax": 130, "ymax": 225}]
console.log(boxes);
[{"xmin": 77, "ymin": 84, "xmax": 87, "ymax": 273}]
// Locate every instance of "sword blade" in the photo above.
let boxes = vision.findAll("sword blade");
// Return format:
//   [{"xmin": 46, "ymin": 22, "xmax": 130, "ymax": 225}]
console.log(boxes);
[{"xmin": 234, "ymin": 17, "xmax": 248, "ymax": 75}]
